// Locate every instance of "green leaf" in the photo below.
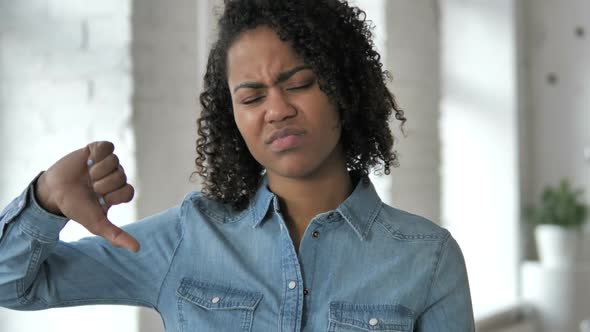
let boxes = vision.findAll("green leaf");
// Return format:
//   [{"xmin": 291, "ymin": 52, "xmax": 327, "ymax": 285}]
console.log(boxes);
[{"xmin": 524, "ymin": 179, "xmax": 588, "ymax": 227}]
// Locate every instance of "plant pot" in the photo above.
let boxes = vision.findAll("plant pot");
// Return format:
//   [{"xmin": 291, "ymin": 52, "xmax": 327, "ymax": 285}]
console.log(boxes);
[{"xmin": 535, "ymin": 224, "xmax": 583, "ymax": 267}]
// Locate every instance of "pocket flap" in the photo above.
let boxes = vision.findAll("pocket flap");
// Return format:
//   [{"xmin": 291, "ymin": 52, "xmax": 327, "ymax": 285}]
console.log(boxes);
[
  {"xmin": 176, "ymin": 278, "xmax": 262, "ymax": 311},
  {"xmin": 330, "ymin": 302, "xmax": 414, "ymax": 331}
]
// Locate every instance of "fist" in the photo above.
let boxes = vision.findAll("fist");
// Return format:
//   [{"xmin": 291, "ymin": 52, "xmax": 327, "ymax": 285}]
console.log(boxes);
[{"xmin": 36, "ymin": 141, "xmax": 140, "ymax": 252}]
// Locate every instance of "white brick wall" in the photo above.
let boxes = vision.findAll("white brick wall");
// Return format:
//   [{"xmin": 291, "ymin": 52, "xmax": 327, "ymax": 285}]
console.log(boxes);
[{"xmin": 0, "ymin": 0, "xmax": 137, "ymax": 331}]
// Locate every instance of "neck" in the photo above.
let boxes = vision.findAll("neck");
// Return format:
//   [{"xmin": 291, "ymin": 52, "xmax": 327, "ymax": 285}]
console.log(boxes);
[{"xmin": 267, "ymin": 155, "xmax": 353, "ymax": 231}]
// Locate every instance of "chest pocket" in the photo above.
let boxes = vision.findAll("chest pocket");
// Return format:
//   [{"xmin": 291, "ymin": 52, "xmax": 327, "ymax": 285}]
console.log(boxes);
[
  {"xmin": 176, "ymin": 278, "xmax": 263, "ymax": 332},
  {"xmin": 328, "ymin": 302, "xmax": 415, "ymax": 332}
]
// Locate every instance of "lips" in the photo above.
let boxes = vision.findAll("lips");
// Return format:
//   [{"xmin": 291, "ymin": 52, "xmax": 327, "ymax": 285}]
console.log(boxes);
[
  {"xmin": 266, "ymin": 127, "xmax": 305, "ymax": 152},
  {"xmin": 265, "ymin": 127, "xmax": 305, "ymax": 144}
]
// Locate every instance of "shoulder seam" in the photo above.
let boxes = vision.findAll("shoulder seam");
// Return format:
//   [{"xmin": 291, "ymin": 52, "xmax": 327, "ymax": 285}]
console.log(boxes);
[
  {"xmin": 422, "ymin": 231, "xmax": 451, "ymax": 311},
  {"xmin": 374, "ymin": 215, "xmax": 446, "ymax": 241}
]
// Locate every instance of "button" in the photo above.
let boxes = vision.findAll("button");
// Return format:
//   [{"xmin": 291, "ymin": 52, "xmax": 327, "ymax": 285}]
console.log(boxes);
[
  {"xmin": 369, "ymin": 318, "xmax": 378, "ymax": 326},
  {"xmin": 327, "ymin": 213, "xmax": 334, "ymax": 219},
  {"xmin": 288, "ymin": 281, "xmax": 297, "ymax": 289},
  {"xmin": 211, "ymin": 297, "xmax": 220, "ymax": 304},
  {"xmin": 18, "ymin": 200, "xmax": 25, "ymax": 209},
  {"xmin": 312, "ymin": 230, "xmax": 320, "ymax": 238},
  {"xmin": 303, "ymin": 288, "xmax": 309, "ymax": 296}
]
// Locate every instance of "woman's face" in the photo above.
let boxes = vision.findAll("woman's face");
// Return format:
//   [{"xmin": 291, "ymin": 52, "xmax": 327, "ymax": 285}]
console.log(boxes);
[{"xmin": 227, "ymin": 26, "xmax": 345, "ymax": 180}]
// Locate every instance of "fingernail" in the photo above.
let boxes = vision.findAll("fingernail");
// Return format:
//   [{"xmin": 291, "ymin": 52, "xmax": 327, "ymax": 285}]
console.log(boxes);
[
  {"xmin": 87, "ymin": 159, "xmax": 95, "ymax": 167},
  {"xmin": 98, "ymin": 196, "xmax": 106, "ymax": 206}
]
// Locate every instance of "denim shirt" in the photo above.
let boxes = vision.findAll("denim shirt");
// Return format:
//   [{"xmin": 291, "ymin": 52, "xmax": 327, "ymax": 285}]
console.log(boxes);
[{"xmin": 0, "ymin": 175, "xmax": 474, "ymax": 331}]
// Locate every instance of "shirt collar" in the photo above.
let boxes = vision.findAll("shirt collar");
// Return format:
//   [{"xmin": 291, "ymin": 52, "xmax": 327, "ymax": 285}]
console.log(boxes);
[
  {"xmin": 336, "ymin": 176, "xmax": 383, "ymax": 240},
  {"xmin": 250, "ymin": 176, "xmax": 275, "ymax": 228},
  {"xmin": 250, "ymin": 174, "xmax": 383, "ymax": 240}
]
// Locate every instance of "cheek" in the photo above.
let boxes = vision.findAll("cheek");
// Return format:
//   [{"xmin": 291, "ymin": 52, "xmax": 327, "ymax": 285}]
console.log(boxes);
[
  {"xmin": 233, "ymin": 112, "xmax": 244, "ymax": 135},
  {"xmin": 327, "ymin": 108, "xmax": 343, "ymax": 145},
  {"xmin": 324, "ymin": 103, "xmax": 341, "ymax": 134},
  {"xmin": 232, "ymin": 106, "xmax": 251, "ymax": 135},
  {"xmin": 233, "ymin": 110, "xmax": 261, "ymax": 152},
  {"xmin": 314, "ymin": 91, "xmax": 340, "ymax": 123}
]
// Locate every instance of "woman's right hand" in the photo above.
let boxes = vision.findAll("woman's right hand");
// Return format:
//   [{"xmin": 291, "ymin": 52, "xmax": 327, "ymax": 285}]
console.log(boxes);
[{"xmin": 35, "ymin": 141, "xmax": 140, "ymax": 252}]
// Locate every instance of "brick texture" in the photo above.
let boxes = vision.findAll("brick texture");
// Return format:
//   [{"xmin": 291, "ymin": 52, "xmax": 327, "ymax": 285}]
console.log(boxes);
[{"xmin": 0, "ymin": 0, "xmax": 137, "ymax": 331}]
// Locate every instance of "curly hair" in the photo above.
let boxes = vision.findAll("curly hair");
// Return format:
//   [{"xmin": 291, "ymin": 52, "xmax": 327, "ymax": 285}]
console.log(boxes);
[{"xmin": 195, "ymin": 0, "xmax": 406, "ymax": 210}]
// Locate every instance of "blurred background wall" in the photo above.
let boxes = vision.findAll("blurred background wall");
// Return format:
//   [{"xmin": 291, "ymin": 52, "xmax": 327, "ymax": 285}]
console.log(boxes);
[
  {"xmin": 0, "ymin": 0, "xmax": 588, "ymax": 331},
  {"xmin": 0, "ymin": 0, "xmax": 139, "ymax": 331}
]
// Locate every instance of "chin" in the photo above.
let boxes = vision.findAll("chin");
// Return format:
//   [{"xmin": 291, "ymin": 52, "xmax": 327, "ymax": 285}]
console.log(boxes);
[
  {"xmin": 266, "ymin": 158, "xmax": 321, "ymax": 179},
  {"xmin": 273, "ymin": 166, "xmax": 316, "ymax": 179}
]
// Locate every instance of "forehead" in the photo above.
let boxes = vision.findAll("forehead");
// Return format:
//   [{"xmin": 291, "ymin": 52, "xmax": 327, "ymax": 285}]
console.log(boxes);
[{"xmin": 226, "ymin": 26, "xmax": 304, "ymax": 82}]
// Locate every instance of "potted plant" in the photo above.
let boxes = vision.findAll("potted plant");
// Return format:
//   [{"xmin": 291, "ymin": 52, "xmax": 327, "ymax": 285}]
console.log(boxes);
[{"xmin": 526, "ymin": 179, "xmax": 588, "ymax": 266}]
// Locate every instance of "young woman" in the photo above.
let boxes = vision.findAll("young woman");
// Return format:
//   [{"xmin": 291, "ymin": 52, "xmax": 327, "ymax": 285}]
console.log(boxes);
[{"xmin": 0, "ymin": 0, "xmax": 474, "ymax": 331}]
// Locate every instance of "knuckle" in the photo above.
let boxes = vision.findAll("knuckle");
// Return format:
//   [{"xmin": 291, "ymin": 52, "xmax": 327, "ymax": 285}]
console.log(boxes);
[
  {"xmin": 93, "ymin": 182, "xmax": 107, "ymax": 195},
  {"xmin": 96, "ymin": 142, "xmax": 115, "ymax": 160},
  {"xmin": 124, "ymin": 185, "xmax": 135, "ymax": 202},
  {"xmin": 89, "ymin": 168, "xmax": 98, "ymax": 180},
  {"xmin": 83, "ymin": 145, "xmax": 92, "ymax": 159},
  {"xmin": 89, "ymin": 168, "xmax": 102, "ymax": 181},
  {"xmin": 119, "ymin": 170, "xmax": 127, "ymax": 183},
  {"xmin": 86, "ymin": 144, "xmax": 98, "ymax": 161},
  {"xmin": 100, "ymin": 141, "xmax": 115, "ymax": 152}
]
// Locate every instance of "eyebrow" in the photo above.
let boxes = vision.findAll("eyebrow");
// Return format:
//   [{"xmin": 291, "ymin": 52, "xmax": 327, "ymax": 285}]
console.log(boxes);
[{"xmin": 232, "ymin": 65, "xmax": 312, "ymax": 93}]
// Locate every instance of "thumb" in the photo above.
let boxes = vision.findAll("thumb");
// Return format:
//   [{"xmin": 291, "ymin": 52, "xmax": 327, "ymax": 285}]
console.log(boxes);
[
  {"xmin": 75, "ymin": 192, "xmax": 141, "ymax": 252},
  {"xmin": 94, "ymin": 217, "xmax": 141, "ymax": 253}
]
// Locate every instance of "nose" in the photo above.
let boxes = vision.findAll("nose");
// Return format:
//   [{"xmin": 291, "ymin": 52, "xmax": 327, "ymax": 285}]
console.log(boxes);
[{"xmin": 264, "ymin": 88, "xmax": 297, "ymax": 123}]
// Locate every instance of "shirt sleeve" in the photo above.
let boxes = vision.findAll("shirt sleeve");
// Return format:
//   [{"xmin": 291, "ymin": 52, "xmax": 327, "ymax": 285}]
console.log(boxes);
[
  {"xmin": 415, "ymin": 234, "xmax": 475, "ymax": 332},
  {"xmin": 0, "ymin": 177, "xmax": 184, "ymax": 311}
]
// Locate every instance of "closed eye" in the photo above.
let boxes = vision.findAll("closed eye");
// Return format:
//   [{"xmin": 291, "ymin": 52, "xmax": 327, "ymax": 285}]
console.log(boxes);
[
  {"xmin": 242, "ymin": 95, "xmax": 265, "ymax": 105},
  {"xmin": 286, "ymin": 81, "xmax": 314, "ymax": 91}
]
